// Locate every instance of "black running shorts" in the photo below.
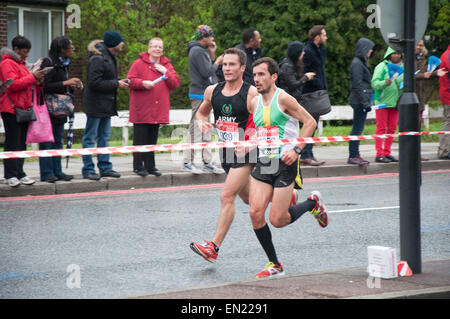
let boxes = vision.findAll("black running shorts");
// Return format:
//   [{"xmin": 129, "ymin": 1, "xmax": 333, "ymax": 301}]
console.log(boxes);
[{"xmin": 251, "ymin": 158, "xmax": 298, "ymax": 188}]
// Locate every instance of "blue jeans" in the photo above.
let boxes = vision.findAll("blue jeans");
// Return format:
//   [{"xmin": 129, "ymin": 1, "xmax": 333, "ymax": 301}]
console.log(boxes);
[
  {"xmin": 348, "ymin": 104, "xmax": 368, "ymax": 158},
  {"xmin": 81, "ymin": 116, "xmax": 113, "ymax": 176},
  {"xmin": 39, "ymin": 122, "xmax": 65, "ymax": 180}
]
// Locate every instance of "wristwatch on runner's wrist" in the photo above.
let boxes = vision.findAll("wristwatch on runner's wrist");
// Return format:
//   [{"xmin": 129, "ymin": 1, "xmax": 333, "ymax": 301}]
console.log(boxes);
[{"xmin": 293, "ymin": 146, "xmax": 302, "ymax": 154}]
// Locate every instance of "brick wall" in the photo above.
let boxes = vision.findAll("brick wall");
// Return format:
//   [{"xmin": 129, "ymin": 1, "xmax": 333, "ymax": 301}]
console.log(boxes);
[{"xmin": 0, "ymin": 2, "xmax": 7, "ymax": 49}]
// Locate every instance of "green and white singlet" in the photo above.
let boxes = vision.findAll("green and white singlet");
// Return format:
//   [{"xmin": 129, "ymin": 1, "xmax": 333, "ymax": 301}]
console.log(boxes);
[{"xmin": 253, "ymin": 88, "xmax": 299, "ymax": 159}]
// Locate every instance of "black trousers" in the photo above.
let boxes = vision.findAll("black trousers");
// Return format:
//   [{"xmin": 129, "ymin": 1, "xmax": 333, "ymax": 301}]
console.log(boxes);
[
  {"xmin": 133, "ymin": 123, "xmax": 159, "ymax": 171},
  {"xmin": 1, "ymin": 112, "xmax": 28, "ymax": 179}
]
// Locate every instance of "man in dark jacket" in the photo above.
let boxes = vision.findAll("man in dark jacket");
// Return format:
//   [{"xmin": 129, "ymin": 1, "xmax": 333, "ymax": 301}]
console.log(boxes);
[
  {"xmin": 300, "ymin": 25, "xmax": 328, "ymax": 166},
  {"xmin": 81, "ymin": 30, "xmax": 128, "ymax": 180},
  {"xmin": 183, "ymin": 25, "xmax": 224, "ymax": 174},
  {"xmin": 217, "ymin": 28, "xmax": 263, "ymax": 85},
  {"xmin": 347, "ymin": 37, "xmax": 374, "ymax": 166}
]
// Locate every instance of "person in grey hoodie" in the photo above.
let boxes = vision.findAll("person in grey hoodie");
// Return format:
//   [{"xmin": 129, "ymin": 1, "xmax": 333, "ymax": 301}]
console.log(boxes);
[
  {"xmin": 183, "ymin": 25, "xmax": 224, "ymax": 174},
  {"xmin": 347, "ymin": 37, "xmax": 374, "ymax": 166}
]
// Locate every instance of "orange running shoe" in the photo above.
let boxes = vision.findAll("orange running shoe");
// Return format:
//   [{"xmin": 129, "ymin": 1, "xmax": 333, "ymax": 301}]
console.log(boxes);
[{"xmin": 190, "ymin": 241, "xmax": 218, "ymax": 263}]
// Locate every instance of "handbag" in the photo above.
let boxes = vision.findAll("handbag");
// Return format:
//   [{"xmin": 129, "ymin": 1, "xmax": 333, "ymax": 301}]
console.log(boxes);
[
  {"xmin": 298, "ymin": 89, "xmax": 332, "ymax": 118},
  {"xmin": 45, "ymin": 93, "xmax": 75, "ymax": 118},
  {"xmin": 5, "ymin": 92, "xmax": 36, "ymax": 123},
  {"xmin": 26, "ymin": 88, "xmax": 54, "ymax": 144}
]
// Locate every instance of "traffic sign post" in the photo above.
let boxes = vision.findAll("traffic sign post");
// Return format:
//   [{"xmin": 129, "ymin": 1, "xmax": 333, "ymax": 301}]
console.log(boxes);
[{"xmin": 377, "ymin": 0, "xmax": 429, "ymax": 274}]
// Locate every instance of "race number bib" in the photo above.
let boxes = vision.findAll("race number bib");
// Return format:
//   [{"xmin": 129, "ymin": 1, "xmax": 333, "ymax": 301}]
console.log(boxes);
[
  {"xmin": 216, "ymin": 121, "xmax": 239, "ymax": 142},
  {"xmin": 257, "ymin": 126, "xmax": 280, "ymax": 158}
]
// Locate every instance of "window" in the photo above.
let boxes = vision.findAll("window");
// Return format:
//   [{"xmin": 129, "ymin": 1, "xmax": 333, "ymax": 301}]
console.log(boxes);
[{"xmin": 7, "ymin": 5, "xmax": 65, "ymax": 64}]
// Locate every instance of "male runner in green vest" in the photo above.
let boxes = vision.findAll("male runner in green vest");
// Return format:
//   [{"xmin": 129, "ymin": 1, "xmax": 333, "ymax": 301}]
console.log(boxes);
[{"xmin": 249, "ymin": 57, "xmax": 329, "ymax": 278}]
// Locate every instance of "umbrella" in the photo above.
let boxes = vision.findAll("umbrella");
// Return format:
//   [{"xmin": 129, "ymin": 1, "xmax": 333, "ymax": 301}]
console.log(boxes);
[{"xmin": 427, "ymin": 55, "xmax": 441, "ymax": 73}]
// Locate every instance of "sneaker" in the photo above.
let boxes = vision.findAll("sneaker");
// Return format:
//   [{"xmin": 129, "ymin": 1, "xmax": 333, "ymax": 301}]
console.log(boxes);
[
  {"xmin": 6, "ymin": 177, "xmax": 20, "ymax": 187},
  {"xmin": 135, "ymin": 169, "xmax": 149, "ymax": 177},
  {"xmin": 375, "ymin": 156, "xmax": 391, "ymax": 163},
  {"xmin": 100, "ymin": 170, "xmax": 120, "ymax": 178},
  {"xmin": 385, "ymin": 155, "xmax": 399, "ymax": 162},
  {"xmin": 348, "ymin": 156, "xmax": 370, "ymax": 166},
  {"xmin": 202, "ymin": 163, "xmax": 225, "ymax": 174},
  {"xmin": 190, "ymin": 241, "xmax": 218, "ymax": 263},
  {"xmin": 255, "ymin": 262, "xmax": 285, "ymax": 278},
  {"xmin": 290, "ymin": 189, "xmax": 299, "ymax": 206},
  {"xmin": 182, "ymin": 162, "xmax": 203, "ymax": 175},
  {"xmin": 19, "ymin": 176, "xmax": 35, "ymax": 185},
  {"xmin": 307, "ymin": 190, "xmax": 328, "ymax": 228}
]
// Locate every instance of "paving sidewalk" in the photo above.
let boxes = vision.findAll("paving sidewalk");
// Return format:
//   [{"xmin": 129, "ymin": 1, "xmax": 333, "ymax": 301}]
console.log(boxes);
[
  {"xmin": 134, "ymin": 258, "xmax": 450, "ymax": 299},
  {"xmin": 2, "ymin": 142, "xmax": 449, "ymax": 300},
  {"xmin": 1, "ymin": 142, "xmax": 449, "ymax": 197}
]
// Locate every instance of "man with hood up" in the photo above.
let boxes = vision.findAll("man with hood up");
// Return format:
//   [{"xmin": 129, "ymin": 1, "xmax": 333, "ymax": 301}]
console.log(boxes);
[
  {"xmin": 371, "ymin": 47, "xmax": 404, "ymax": 163},
  {"xmin": 182, "ymin": 25, "xmax": 224, "ymax": 174},
  {"xmin": 347, "ymin": 38, "xmax": 374, "ymax": 166},
  {"xmin": 81, "ymin": 30, "xmax": 129, "ymax": 180}
]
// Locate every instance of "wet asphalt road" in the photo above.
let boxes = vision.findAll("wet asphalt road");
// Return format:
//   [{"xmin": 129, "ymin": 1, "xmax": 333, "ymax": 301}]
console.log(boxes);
[{"xmin": 0, "ymin": 171, "xmax": 449, "ymax": 298}]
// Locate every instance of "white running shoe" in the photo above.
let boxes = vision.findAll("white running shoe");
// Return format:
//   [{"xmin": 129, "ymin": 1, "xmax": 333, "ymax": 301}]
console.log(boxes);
[
  {"xmin": 182, "ymin": 162, "xmax": 203, "ymax": 175},
  {"xmin": 6, "ymin": 177, "xmax": 20, "ymax": 187},
  {"xmin": 19, "ymin": 176, "xmax": 35, "ymax": 185},
  {"xmin": 202, "ymin": 163, "xmax": 225, "ymax": 174}
]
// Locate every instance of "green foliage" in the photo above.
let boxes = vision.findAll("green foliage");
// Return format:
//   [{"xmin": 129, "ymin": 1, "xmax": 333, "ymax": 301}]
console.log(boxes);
[{"xmin": 67, "ymin": 0, "xmax": 448, "ymax": 110}]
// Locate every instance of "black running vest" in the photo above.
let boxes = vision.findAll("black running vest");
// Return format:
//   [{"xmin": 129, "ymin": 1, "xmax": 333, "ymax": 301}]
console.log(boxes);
[{"xmin": 211, "ymin": 81, "xmax": 251, "ymax": 141}]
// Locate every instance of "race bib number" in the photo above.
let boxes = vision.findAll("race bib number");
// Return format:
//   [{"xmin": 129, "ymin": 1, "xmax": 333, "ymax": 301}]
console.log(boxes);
[
  {"xmin": 216, "ymin": 121, "xmax": 239, "ymax": 142},
  {"xmin": 257, "ymin": 126, "xmax": 280, "ymax": 158}
]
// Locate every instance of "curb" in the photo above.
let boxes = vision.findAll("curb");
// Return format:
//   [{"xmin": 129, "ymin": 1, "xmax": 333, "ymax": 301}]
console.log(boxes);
[{"xmin": 0, "ymin": 160, "xmax": 449, "ymax": 198}]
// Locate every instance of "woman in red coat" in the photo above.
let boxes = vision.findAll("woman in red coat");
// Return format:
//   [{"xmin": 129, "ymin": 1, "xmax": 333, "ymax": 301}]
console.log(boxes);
[
  {"xmin": 127, "ymin": 37, "xmax": 181, "ymax": 176},
  {"xmin": 0, "ymin": 36, "xmax": 45, "ymax": 187}
]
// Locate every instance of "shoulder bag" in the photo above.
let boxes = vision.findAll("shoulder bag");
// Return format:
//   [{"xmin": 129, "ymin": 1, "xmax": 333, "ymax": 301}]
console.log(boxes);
[
  {"xmin": 5, "ymin": 92, "xmax": 36, "ymax": 123},
  {"xmin": 298, "ymin": 89, "xmax": 332, "ymax": 118}
]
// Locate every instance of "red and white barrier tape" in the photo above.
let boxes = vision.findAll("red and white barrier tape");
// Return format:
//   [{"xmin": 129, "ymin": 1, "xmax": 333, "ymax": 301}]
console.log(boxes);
[{"xmin": 0, "ymin": 131, "xmax": 448, "ymax": 159}]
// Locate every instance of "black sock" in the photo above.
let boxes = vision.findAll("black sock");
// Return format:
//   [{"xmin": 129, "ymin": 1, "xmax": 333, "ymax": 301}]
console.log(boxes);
[
  {"xmin": 254, "ymin": 223, "xmax": 279, "ymax": 265},
  {"xmin": 288, "ymin": 199, "xmax": 316, "ymax": 224}
]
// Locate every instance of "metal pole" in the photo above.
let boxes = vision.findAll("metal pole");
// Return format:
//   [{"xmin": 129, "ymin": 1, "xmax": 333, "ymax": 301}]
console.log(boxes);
[{"xmin": 398, "ymin": 0, "xmax": 422, "ymax": 273}]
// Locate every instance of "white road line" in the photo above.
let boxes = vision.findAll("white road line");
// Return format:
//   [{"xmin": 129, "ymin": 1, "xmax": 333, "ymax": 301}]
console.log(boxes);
[{"xmin": 329, "ymin": 206, "xmax": 400, "ymax": 213}]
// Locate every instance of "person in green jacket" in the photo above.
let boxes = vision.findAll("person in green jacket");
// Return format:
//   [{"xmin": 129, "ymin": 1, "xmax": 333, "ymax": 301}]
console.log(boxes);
[{"xmin": 371, "ymin": 47, "xmax": 404, "ymax": 163}]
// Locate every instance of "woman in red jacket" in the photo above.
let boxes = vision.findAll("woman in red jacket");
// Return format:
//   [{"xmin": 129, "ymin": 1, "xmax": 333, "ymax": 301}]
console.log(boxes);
[
  {"xmin": 0, "ymin": 36, "xmax": 45, "ymax": 187},
  {"xmin": 127, "ymin": 37, "xmax": 181, "ymax": 176}
]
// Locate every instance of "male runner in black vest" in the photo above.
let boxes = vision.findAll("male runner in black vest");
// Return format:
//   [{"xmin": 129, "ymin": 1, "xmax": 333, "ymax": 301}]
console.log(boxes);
[{"xmin": 190, "ymin": 48, "xmax": 299, "ymax": 263}]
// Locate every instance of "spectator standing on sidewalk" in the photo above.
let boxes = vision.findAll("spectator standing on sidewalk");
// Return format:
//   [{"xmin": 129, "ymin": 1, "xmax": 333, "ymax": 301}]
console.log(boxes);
[
  {"xmin": 39, "ymin": 36, "xmax": 81, "ymax": 183},
  {"xmin": 371, "ymin": 47, "xmax": 403, "ymax": 163},
  {"xmin": 81, "ymin": 30, "xmax": 129, "ymax": 180},
  {"xmin": 347, "ymin": 38, "xmax": 374, "ymax": 166},
  {"xmin": 299, "ymin": 25, "xmax": 328, "ymax": 166},
  {"xmin": 217, "ymin": 28, "xmax": 263, "ymax": 85},
  {"xmin": 277, "ymin": 41, "xmax": 316, "ymax": 106},
  {"xmin": 0, "ymin": 36, "xmax": 46, "ymax": 187},
  {"xmin": 127, "ymin": 37, "xmax": 181, "ymax": 177},
  {"xmin": 438, "ymin": 44, "xmax": 450, "ymax": 160},
  {"xmin": 415, "ymin": 40, "xmax": 447, "ymax": 161},
  {"xmin": 183, "ymin": 25, "xmax": 224, "ymax": 174}
]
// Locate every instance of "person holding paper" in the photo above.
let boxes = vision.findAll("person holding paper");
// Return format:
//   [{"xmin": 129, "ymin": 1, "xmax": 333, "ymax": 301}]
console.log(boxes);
[
  {"xmin": 371, "ymin": 47, "xmax": 403, "ymax": 163},
  {"xmin": 0, "ymin": 36, "xmax": 46, "ymax": 187},
  {"xmin": 127, "ymin": 37, "xmax": 181, "ymax": 176}
]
